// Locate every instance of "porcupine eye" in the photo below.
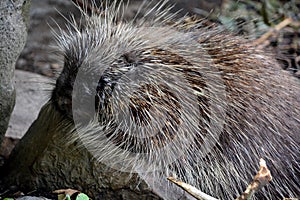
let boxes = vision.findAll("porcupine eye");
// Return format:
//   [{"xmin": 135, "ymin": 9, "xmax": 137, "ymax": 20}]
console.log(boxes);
[
  {"xmin": 94, "ymin": 52, "xmax": 139, "ymax": 122},
  {"xmin": 94, "ymin": 52, "xmax": 183, "ymax": 153},
  {"xmin": 98, "ymin": 83, "xmax": 182, "ymax": 153}
]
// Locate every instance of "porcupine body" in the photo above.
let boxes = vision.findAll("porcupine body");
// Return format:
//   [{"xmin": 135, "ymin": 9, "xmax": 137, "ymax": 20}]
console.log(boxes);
[{"xmin": 51, "ymin": 1, "xmax": 300, "ymax": 199}]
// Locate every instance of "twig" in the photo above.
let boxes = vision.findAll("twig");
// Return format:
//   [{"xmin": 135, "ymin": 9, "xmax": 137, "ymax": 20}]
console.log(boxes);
[
  {"xmin": 253, "ymin": 18, "xmax": 293, "ymax": 47},
  {"xmin": 235, "ymin": 159, "xmax": 272, "ymax": 200},
  {"xmin": 167, "ymin": 177, "xmax": 220, "ymax": 200}
]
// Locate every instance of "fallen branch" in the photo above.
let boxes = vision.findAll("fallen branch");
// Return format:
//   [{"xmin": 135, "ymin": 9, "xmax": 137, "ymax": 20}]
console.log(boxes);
[
  {"xmin": 168, "ymin": 158, "xmax": 272, "ymax": 200},
  {"xmin": 167, "ymin": 177, "xmax": 219, "ymax": 200},
  {"xmin": 253, "ymin": 18, "xmax": 292, "ymax": 47},
  {"xmin": 236, "ymin": 159, "xmax": 272, "ymax": 200}
]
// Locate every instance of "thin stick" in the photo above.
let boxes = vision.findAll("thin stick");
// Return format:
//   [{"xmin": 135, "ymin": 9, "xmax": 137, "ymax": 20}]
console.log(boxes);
[
  {"xmin": 167, "ymin": 177, "xmax": 220, "ymax": 200},
  {"xmin": 253, "ymin": 18, "xmax": 292, "ymax": 46},
  {"xmin": 236, "ymin": 159, "xmax": 272, "ymax": 200}
]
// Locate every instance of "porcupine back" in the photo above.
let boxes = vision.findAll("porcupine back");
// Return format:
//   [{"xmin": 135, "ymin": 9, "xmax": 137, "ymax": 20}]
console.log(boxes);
[{"xmin": 51, "ymin": 1, "xmax": 300, "ymax": 199}]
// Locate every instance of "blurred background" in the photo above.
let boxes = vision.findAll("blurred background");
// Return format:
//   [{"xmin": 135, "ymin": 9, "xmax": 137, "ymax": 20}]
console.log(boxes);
[{"xmin": 16, "ymin": 0, "xmax": 300, "ymax": 78}]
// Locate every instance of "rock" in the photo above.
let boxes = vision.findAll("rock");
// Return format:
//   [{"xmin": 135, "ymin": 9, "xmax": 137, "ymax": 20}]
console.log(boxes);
[
  {"xmin": 2, "ymin": 102, "xmax": 162, "ymax": 200},
  {"xmin": 295, "ymin": 70, "xmax": 300, "ymax": 78},
  {"xmin": 0, "ymin": 137, "xmax": 20, "ymax": 160},
  {"xmin": 6, "ymin": 70, "xmax": 52, "ymax": 139},
  {"xmin": 0, "ymin": 0, "xmax": 31, "ymax": 145}
]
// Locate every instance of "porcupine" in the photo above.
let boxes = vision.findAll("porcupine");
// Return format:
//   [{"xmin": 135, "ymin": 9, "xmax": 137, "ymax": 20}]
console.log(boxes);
[{"xmin": 51, "ymin": 1, "xmax": 300, "ymax": 199}]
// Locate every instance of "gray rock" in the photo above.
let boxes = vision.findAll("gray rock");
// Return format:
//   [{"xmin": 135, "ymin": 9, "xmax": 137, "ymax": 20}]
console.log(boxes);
[
  {"xmin": 3, "ymin": 102, "xmax": 162, "ymax": 200},
  {"xmin": 6, "ymin": 70, "xmax": 52, "ymax": 139},
  {"xmin": 0, "ymin": 0, "xmax": 31, "ymax": 144}
]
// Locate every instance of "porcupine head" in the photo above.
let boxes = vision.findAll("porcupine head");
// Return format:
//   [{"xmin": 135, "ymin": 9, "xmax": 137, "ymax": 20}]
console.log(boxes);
[{"xmin": 51, "ymin": 0, "xmax": 300, "ymax": 199}]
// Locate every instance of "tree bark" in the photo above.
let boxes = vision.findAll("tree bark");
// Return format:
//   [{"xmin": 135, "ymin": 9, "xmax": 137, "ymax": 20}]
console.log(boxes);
[{"xmin": 0, "ymin": 0, "xmax": 31, "ymax": 145}]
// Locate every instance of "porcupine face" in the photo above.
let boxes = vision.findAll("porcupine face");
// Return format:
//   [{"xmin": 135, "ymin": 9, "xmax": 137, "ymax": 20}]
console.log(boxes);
[
  {"xmin": 51, "ymin": 1, "xmax": 300, "ymax": 200},
  {"xmin": 52, "ymin": 5, "xmax": 227, "ymax": 173}
]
